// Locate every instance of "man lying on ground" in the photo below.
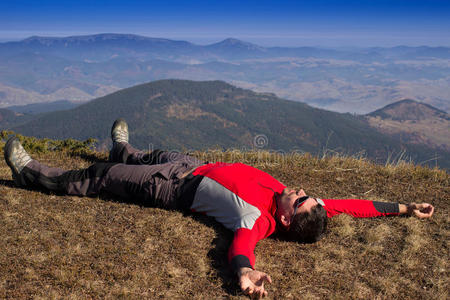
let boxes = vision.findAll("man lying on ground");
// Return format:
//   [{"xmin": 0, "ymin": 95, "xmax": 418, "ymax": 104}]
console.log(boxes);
[{"xmin": 4, "ymin": 118, "xmax": 434, "ymax": 299}]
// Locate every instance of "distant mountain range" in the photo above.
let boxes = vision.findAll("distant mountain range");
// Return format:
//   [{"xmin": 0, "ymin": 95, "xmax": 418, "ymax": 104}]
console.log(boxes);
[
  {"xmin": 2, "ymin": 34, "xmax": 449, "ymax": 62},
  {"xmin": 2, "ymin": 79, "xmax": 448, "ymax": 169},
  {"xmin": 0, "ymin": 33, "xmax": 449, "ymax": 114}
]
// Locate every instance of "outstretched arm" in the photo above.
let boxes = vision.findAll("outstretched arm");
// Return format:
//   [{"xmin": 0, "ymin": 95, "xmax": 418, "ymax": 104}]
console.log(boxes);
[
  {"xmin": 399, "ymin": 203, "xmax": 434, "ymax": 218},
  {"xmin": 228, "ymin": 217, "xmax": 274, "ymax": 298},
  {"xmin": 321, "ymin": 199, "xmax": 435, "ymax": 218}
]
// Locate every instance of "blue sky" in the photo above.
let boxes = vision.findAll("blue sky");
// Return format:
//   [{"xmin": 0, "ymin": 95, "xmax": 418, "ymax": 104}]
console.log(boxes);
[{"xmin": 1, "ymin": 0, "xmax": 449, "ymax": 46}]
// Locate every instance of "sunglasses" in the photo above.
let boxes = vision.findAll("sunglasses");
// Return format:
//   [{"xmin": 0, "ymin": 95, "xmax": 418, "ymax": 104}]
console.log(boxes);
[
  {"xmin": 290, "ymin": 195, "xmax": 325, "ymax": 223},
  {"xmin": 291, "ymin": 195, "xmax": 310, "ymax": 222}
]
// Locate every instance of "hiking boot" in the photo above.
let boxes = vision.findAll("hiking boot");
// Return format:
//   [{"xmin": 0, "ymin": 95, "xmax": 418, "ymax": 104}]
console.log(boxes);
[
  {"xmin": 111, "ymin": 118, "xmax": 129, "ymax": 144},
  {"xmin": 4, "ymin": 137, "xmax": 32, "ymax": 184}
]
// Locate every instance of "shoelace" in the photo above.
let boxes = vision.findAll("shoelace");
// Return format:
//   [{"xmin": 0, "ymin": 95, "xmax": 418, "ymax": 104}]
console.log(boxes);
[
  {"xmin": 14, "ymin": 145, "xmax": 31, "ymax": 167},
  {"xmin": 114, "ymin": 129, "xmax": 128, "ymax": 142}
]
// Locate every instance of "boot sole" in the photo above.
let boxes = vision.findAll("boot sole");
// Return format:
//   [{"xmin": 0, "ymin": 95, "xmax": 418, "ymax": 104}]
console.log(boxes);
[{"xmin": 4, "ymin": 137, "xmax": 18, "ymax": 173}]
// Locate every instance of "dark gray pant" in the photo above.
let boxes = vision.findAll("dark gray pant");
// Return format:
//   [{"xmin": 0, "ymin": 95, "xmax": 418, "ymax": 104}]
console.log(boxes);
[{"xmin": 19, "ymin": 143, "xmax": 204, "ymax": 209}]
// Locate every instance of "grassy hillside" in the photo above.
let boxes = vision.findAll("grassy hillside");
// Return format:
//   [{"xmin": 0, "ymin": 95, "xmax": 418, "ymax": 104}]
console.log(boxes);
[
  {"xmin": 368, "ymin": 99, "xmax": 449, "ymax": 121},
  {"xmin": 9, "ymin": 79, "xmax": 450, "ymax": 169},
  {"xmin": 366, "ymin": 99, "xmax": 450, "ymax": 152},
  {"xmin": 0, "ymin": 135, "xmax": 448, "ymax": 299}
]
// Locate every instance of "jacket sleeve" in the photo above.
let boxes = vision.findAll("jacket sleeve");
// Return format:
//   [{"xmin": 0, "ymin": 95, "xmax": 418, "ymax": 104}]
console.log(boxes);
[
  {"xmin": 228, "ymin": 216, "xmax": 272, "ymax": 273},
  {"xmin": 322, "ymin": 199, "xmax": 400, "ymax": 218}
]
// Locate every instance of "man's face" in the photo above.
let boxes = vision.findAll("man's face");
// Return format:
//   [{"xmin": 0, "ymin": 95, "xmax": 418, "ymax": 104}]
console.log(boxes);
[{"xmin": 276, "ymin": 188, "xmax": 318, "ymax": 228}]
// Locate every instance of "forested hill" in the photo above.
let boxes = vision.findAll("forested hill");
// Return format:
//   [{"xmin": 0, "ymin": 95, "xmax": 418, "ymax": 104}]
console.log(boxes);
[{"xmin": 10, "ymin": 79, "xmax": 450, "ymax": 169}]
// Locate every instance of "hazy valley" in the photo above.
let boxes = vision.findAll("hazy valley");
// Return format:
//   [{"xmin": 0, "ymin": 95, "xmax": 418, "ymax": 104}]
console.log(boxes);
[{"xmin": 0, "ymin": 34, "xmax": 449, "ymax": 114}]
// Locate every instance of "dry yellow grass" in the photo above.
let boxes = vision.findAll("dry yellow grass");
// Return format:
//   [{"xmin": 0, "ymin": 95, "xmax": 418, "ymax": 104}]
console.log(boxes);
[
  {"xmin": 367, "ymin": 115, "xmax": 450, "ymax": 151},
  {"xmin": 0, "ymin": 139, "xmax": 448, "ymax": 299}
]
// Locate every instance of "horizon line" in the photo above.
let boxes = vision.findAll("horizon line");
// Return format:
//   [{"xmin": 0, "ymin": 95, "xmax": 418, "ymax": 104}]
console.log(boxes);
[{"xmin": 0, "ymin": 32, "xmax": 449, "ymax": 48}]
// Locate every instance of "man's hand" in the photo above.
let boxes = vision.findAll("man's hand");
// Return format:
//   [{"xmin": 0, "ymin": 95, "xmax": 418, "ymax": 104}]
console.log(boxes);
[
  {"xmin": 238, "ymin": 267, "xmax": 272, "ymax": 299},
  {"xmin": 408, "ymin": 203, "xmax": 435, "ymax": 218},
  {"xmin": 400, "ymin": 203, "xmax": 435, "ymax": 218}
]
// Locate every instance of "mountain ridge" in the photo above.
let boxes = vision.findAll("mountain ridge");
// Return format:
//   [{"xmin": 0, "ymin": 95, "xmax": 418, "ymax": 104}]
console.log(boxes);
[
  {"xmin": 206, "ymin": 38, "xmax": 266, "ymax": 51},
  {"xmin": 3, "ymin": 33, "xmax": 449, "ymax": 61},
  {"xmin": 8, "ymin": 79, "xmax": 450, "ymax": 169},
  {"xmin": 368, "ymin": 99, "xmax": 449, "ymax": 121},
  {"xmin": 21, "ymin": 33, "xmax": 195, "ymax": 45},
  {"xmin": 10, "ymin": 33, "xmax": 450, "ymax": 53}
]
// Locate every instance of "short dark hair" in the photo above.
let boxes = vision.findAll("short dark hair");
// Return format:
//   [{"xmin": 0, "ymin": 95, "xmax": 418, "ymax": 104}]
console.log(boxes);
[{"xmin": 285, "ymin": 204, "xmax": 328, "ymax": 243}]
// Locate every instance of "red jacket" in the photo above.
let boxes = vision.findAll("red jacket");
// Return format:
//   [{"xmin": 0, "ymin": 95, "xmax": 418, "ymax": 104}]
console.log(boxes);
[
  {"xmin": 193, "ymin": 162, "xmax": 284, "ymax": 271},
  {"xmin": 192, "ymin": 162, "xmax": 399, "ymax": 272}
]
